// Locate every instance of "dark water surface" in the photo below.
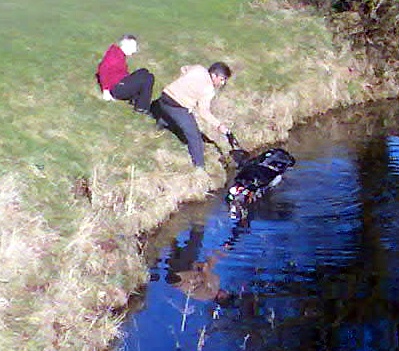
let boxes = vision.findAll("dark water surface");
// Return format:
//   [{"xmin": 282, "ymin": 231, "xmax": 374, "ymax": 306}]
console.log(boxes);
[{"xmin": 118, "ymin": 100, "xmax": 399, "ymax": 351}]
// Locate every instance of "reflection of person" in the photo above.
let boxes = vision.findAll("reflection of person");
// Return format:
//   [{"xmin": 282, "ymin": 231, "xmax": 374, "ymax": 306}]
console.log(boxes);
[
  {"xmin": 172, "ymin": 257, "xmax": 221, "ymax": 301},
  {"xmin": 152, "ymin": 62, "xmax": 232, "ymax": 168},
  {"xmin": 166, "ymin": 224, "xmax": 204, "ymax": 283},
  {"xmin": 96, "ymin": 34, "xmax": 154, "ymax": 115},
  {"xmin": 165, "ymin": 224, "xmax": 229, "ymax": 301}
]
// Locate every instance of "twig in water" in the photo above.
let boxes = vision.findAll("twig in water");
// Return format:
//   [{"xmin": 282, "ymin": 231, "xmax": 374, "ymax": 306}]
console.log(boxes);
[
  {"xmin": 129, "ymin": 317, "xmax": 141, "ymax": 351},
  {"xmin": 267, "ymin": 307, "xmax": 276, "ymax": 329},
  {"xmin": 240, "ymin": 334, "xmax": 251, "ymax": 350},
  {"xmin": 169, "ymin": 325, "xmax": 181, "ymax": 350},
  {"xmin": 197, "ymin": 325, "xmax": 206, "ymax": 351},
  {"xmin": 239, "ymin": 285, "xmax": 245, "ymax": 299},
  {"xmin": 181, "ymin": 290, "xmax": 193, "ymax": 332},
  {"xmin": 212, "ymin": 304, "xmax": 222, "ymax": 320},
  {"xmin": 166, "ymin": 297, "xmax": 195, "ymax": 315}
]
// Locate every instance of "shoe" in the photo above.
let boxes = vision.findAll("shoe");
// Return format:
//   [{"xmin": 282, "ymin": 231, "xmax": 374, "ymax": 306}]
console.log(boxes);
[
  {"xmin": 155, "ymin": 123, "xmax": 165, "ymax": 131},
  {"xmin": 156, "ymin": 118, "xmax": 169, "ymax": 131},
  {"xmin": 134, "ymin": 108, "xmax": 153, "ymax": 117}
]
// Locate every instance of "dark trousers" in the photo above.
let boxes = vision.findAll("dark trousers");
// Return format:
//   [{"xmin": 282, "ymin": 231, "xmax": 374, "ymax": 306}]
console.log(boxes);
[
  {"xmin": 111, "ymin": 68, "xmax": 154, "ymax": 111},
  {"xmin": 158, "ymin": 98, "xmax": 205, "ymax": 168}
]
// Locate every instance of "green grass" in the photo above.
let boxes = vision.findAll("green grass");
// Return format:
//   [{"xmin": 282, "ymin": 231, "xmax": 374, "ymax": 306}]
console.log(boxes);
[
  {"xmin": 0, "ymin": 0, "xmax": 379, "ymax": 349},
  {"xmin": 3, "ymin": 0, "xmax": 326, "ymax": 224}
]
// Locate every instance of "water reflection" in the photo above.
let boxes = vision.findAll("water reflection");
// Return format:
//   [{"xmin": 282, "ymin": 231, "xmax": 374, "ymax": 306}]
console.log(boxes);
[
  {"xmin": 165, "ymin": 224, "xmax": 227, "ymax": 302},
  {"xmin": 165, "ymin": 224, "xmax": 205, "ymax": 282},
  {"xmin": 387, "ymin": 135, "xmax": 399, "ymax": 175},
  {"xmin": 119, "ymin": 100, "xmax": 399, "ymax": 351}
]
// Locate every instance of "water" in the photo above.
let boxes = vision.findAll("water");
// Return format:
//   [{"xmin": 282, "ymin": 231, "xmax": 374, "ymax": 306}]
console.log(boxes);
[{"xmin": 118, "ymin": 100, "xmax": 399, "ymax": 351}]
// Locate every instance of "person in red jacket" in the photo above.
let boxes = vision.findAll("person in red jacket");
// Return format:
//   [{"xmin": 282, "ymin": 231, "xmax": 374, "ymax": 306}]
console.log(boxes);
[{"xmin": 96, "ymin": 34, "xmax": 154, "ymax": 115}]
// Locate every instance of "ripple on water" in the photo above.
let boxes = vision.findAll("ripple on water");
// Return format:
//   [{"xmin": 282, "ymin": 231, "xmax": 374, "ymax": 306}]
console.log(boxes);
[{"xmin": 121, "ymin": 107, "xmax": 399, "ymax": 351}]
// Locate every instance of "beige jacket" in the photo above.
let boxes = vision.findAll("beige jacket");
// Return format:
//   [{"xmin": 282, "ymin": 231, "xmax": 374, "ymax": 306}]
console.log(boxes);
[{"xmin": 163, "ymin": 65, "xmax": 222, "ymax": 129}]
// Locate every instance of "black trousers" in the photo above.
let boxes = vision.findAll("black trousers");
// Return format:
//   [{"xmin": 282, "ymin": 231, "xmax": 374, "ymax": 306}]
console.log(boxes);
[
  {"xmin": 111, "ymin": 68, "xmax": 154, "ymax": 111},
  {"xmin": 158, "ymin": 98, "xmax": 205, "ymax": 168}
]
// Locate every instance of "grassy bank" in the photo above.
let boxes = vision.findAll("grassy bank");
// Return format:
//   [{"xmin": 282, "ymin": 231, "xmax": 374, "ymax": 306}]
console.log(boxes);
[{"xmin": 0, "ymin": 0, "xmax": 395, "ymax": 349}]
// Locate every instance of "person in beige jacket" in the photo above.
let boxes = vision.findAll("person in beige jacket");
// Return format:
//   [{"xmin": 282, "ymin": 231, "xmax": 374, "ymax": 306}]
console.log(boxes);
[{"xmin": 152, "ymin": 62, "xmax": 232, "ymax": 168}]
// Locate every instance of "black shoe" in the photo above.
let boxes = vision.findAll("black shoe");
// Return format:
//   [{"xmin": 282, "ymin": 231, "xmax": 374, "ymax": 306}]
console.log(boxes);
[
  {"xmin": 156, "ymin": 118, "xmax": 169, "ymax": 130},
  {"xmin": 155, "ymin": 123, "xmax": 167, "ymax": 131}
]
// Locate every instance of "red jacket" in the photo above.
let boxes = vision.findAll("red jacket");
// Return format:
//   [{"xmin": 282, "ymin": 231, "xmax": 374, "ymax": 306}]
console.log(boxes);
[{"xmin": 97, "ymin": 44, "xmax": 129, "ymax": 91}]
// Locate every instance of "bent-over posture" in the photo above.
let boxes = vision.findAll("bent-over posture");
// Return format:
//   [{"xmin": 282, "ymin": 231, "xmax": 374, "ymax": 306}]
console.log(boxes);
[{"xmin": 152, "ymin": 62, "xmax": 232, "ymax": 168}]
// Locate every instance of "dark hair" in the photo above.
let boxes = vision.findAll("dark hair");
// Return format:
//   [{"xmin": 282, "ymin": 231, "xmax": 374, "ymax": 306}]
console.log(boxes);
[
  {"xmin": 208, "ymin": 62, "xmax": 232, "ymax": 79},
  {"xmin": 119, "ymin": 34, "xmax": 137, "ymax": 42}
]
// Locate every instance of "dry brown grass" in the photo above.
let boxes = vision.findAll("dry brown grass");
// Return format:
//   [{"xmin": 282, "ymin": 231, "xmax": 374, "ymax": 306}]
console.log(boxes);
[
  {"xmin": 211, "ymin": 42, "xmax": 389, "ymax": 151},
  {"xmin": 1, "ymin": 1, "xmax": 398, "ymax": 350},
  {"xmin": 0, "ymin": 82, "xmax": 393, "ymax": 350},
  {"xmin": 0, "ymin": 174, "xmax": 59, "ymax": 349},
  {"xmin": 0, "ymin": 174, "xmax": 148, "ymax": 350},
  {"xmin": 0, "ymin": 150, "xmax": 228, "ymax": 349}
]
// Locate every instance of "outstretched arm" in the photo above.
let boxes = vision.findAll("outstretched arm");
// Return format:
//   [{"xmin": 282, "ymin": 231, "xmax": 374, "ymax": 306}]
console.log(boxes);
[{"xmin": 197, "ymin": 94, "xmax": 229, "ymax": 134}]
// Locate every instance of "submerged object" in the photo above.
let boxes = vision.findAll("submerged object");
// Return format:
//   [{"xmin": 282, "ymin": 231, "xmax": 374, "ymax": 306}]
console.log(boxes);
[{"xmin": 226, "ymin": 148, "xmax": 295, "ymax": 220}]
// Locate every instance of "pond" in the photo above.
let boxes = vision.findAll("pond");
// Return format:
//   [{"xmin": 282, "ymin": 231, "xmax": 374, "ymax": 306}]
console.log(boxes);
[{"xmin": 117, "ymin": 99, "xmax": 399, "ymax": 351}]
